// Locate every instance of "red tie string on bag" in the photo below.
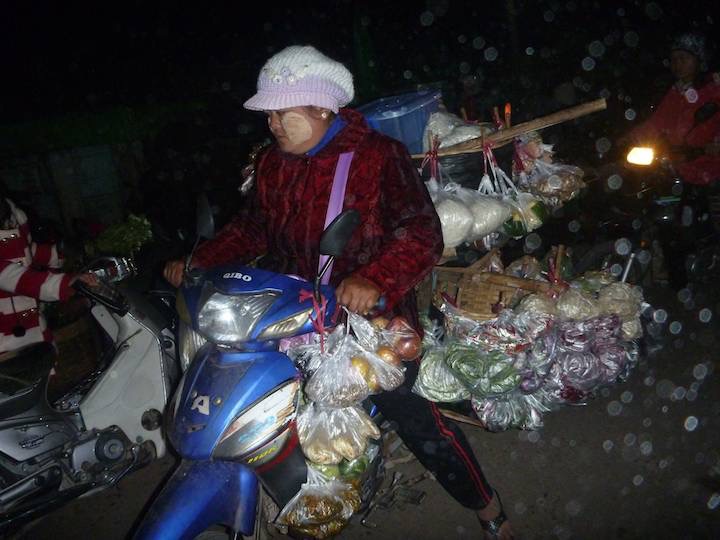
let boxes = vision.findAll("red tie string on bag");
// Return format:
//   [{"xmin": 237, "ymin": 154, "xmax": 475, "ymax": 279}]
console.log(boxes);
[
  {"xmin": 299, "ymin": 289, "xmax": 329, "ymax": 353},
  {"xmin": 421, "ymin": 134, "xmax": 441, "ymax": 181}
]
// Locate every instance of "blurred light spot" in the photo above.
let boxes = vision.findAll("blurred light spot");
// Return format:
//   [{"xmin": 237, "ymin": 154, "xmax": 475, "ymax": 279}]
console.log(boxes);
[
  {"xmin": 644, "ymin": 376, "xmax": 655, "ymax": 387},
  {"xmin": 677, "ymin": 288, "xmax": 692, "ymax": 303},
  {"xmin": 662, "ymin": 405, "xmax": 669, "ymax": 413},
  {"xmin": 525, "ymin": 233, "xmax": 542, "ymax": 251},
  {"xmin": 484, "ymin": 47, "xmax": 499, "ymax": 61},
  {"xmin": 652, "ymin": 309, "xmax": 668, "ymax": 323},
  {"xmin": 582, "ymin": 57, "xmax": 596, "ymax": 71},
  {"xmin": 621, "ymin": 391, "xmax": 633, "ymax": 403},
  {"xmin": 543, "ymin": 10, "xmax": 555, "ymax": 22},
  {"xmin": 515, "ymin": 501, "xmax": 527, "ymax": 514},
  {"xmin": 457, "ymin": 34, "xmax": 467, "ymax": 44},
  {"xmin": 607, "ymin": 174, "xmax": 623, "ymax": 190},
  {"xmin": 420, "ymin": 11, "xmax": 435, "ymax": 26},
  {"xmin": 632, "ymin": 218, "xmax": 643, "ymax": 230},
  {"xmin": 669, "ymin": 321, "xmax": 682, "ymax": 335},
  {"xmin": 640, "ymin": 441, "xmax": 653, "ymax": 456},
  {"xmin": 403, "ymin": 70, "xmax": 413, "ymax": 80},
  {"xmin": 589, "ymin": 40, "xmax": 606, "ymax": 57},
  {"xmin": 603, "ymin": 440, "xmax": 614, "ymax": 452},
  {"xmin": 459, "ymin": 62, "xmax": 471, "ymax": 74},
  {"xmin": 685, "ymin": 88, "xmax": 699, "ymax": 104},
  {"xmin": 601, "ymin": 388, "xmax": 611, "ymax": 398},
  {"xmin": 525, "ymin": 46, "xmax": 535, "ymax": 55},
  {"xmin": 645, "ymin": 2, "xmax": 663, "ymax": 20},
  {"xmin": 642, "ymin": 417, "xmax": 652, "ymax": 427},
  {"xmin": 633, "ymin": 474, "xmax": 644, "ymax": 486},
  {"xmin": 659, "ymin": 459, "xmax": 668, "ymax": 469},
  {"xmin": 568, "ymin": 220, "xmax": 581, "ymax": 233},
  {"xmin": 624, "ymin": 31, "xmax": 639, "ymax": 47},
  {"xmin": 473, "ymin": 36, "xmax": 486, "ymax": 49},
  {"xmin": 693, "ymin": 364, "xmax": 708, "ymax": 380},
  {"xmin": 595, "ymin": 137, "xmax": 611, "ymax": 153},
  {"xmin": 687, "ymin": 390, "xmax": 698, "ymax": 402},
  {"xmin": 699, "ymin": 308, "xmax": 712, "ymax": 323},
  {"xmin": 610, "ymin": 264, "xmax": 623, "ymax": 277},
  {"xmin": 656, "ymin": 379, "xmax": 675, "ymax": 398},
  {"xmin": 607, "ymin": 401, "xmax": 623, "ymax": 416},
  {"xmin": 707, "ymin": 493, "xmax": 720, "ymax": 510},
  {"xmin": 528, "ymin": 431, "xmax": 541, "ymax": 443},
  {"xmin": 624, "ymin": 433, "xmax": 637, "ymax": 446},
  {"xmin": 617, "ymin": 8, "xmax": 626, "ymax": 16},
  {"xmin": 615, "ymin": 238, "xmax": 631, "ymax": 255},
  {"xmin": 637, "ymin": 250, "xmax": 651, "ymax": 264},
  {"xmin": 624, "ymin": 108, "xmax": 637, "ymax": 121},
  {"xmin": 672, "ymin": 386, "xmax": 687, "ymax": 400},
  {"xmin": 565, "ymin": 500, "xmax": 582, "ymax": 516},
  {"xmin": 684, "ymin": 416, "xmax": 699, "ymax": 431}
]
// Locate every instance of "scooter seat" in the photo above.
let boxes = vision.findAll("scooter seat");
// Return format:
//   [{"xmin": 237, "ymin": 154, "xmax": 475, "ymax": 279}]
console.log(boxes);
[{"xmin": 0, "ymin": 377, "xmax": 46, "ymax": 418}]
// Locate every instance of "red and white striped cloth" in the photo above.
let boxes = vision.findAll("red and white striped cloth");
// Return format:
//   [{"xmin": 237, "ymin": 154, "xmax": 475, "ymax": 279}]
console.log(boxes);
[{"xmin": 0, "ymin": 199, "xmax": 73, "ymax": 354}]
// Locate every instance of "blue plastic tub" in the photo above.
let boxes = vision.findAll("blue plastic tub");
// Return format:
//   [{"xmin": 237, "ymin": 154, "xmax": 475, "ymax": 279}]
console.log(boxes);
[{"xmin": 358, "ymin": 90, "xmax": 442, "ymax": 154}]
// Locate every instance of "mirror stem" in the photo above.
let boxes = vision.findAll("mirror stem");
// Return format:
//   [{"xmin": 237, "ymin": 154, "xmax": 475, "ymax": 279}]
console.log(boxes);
[{"xmin": 315, "ymin": 256, "xmax": 335, "ymax": 301}]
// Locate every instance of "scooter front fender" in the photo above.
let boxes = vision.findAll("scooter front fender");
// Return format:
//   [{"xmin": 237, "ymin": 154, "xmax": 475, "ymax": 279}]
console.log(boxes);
[{"xmin": 134, "ymin": 459, "xmax": 258, "ymax": 540}]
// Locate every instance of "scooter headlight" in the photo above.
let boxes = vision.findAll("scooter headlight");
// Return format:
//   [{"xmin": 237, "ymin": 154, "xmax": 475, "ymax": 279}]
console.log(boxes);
[
  {"xmin": 258, "ymin": 308, "xmax": 313, "ymax": 341},
  {"xmin": 213, "ymin": 380, "xmax": 300, "ymax": 461},
  {"xmin": 198, "ymin": 291, "xmax": 279, "ymax": 344},
  {"xmin": 627, "ymin": 146, "xmax": 654, "ymax": 166},
  {"xmin": 178, "ymin": 321, "xmax": 207, "ymax": 371}
]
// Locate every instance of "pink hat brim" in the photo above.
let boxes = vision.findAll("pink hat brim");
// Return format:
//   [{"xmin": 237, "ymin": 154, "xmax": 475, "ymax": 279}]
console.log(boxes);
[{"xmin": 243, "ymin": 91, "xmax": 340, "ymax": 113}]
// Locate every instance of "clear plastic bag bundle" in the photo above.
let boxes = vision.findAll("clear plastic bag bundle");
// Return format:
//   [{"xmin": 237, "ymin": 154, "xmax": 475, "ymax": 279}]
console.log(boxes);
[
  {"xmin": 556, "ymin": 287, "xmax": 601, "ymax": 320},
  {"xmin": 572, "ymin": 271, "xmax": 617, "ymax": 293},
  {"xmin": 504, "ymin": 256, "xmax": 543, "ymax": 280},
  {"xmin": 454, "ymin": 189, "xmax": 512, "ymax": 239},
  {"xmin": 472, "ymin": 389, "xmax": 552, "ymax": 431},
  {"xmin": 304, "ymin": 332, "xmax": 371, "ymax": 407},
  {"xmin": 379, "ymin": 316, "xmax": 423, "ymax": 362},
  {"xmin": 557, "ymin": 350, "xmax": 603, "ymax": 392},
  {"xmin": 519, "ymin": 330, "xmax": 559, "ymax": 393},
  {"xmin": 277, "ymin": 467, "xmax": 361, "ymax": 539},
  {"xmin": 522, "ymin": 160, "xmax": 585, "ymax": 208},
  {"xmin": 598, "ymin": 282, "xmax": 643, "ymax": 320},
  {"xmin": 445, "ymin": 342, "xmax": 520, "ymax": 398},
  {"xmin": 413, "ymin": 345, "xmax": 470, "ymax": 402},
  {"xmin": 515, "ymin": 293, "xmax": 558, "ymax": 317},
  {"xmin": 297, "ymin": 402, "xmax": 381, "ymax": 465},
  {"xmin": 423, "ymin": 111, "xmax": 495, "ymax": 151},
  {"xmin": 426, "ymin": 179, "xmax": 474, "ymax": 248}
]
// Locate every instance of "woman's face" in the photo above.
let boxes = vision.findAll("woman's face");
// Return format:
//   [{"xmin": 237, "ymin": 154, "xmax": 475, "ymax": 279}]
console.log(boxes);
[
  {"xmin": 670, "ymin": 50, "xmax": 700, "ymax": 83},
  {"xmin": 266, "ymin": 107, "xmax": 331, "ymax": 155}
]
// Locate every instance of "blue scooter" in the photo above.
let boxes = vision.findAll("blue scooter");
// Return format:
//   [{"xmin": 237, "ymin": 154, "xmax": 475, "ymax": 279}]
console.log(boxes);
[{"xmin": 134, "ymin": 202, "xmax": 375, "ymax": 539}]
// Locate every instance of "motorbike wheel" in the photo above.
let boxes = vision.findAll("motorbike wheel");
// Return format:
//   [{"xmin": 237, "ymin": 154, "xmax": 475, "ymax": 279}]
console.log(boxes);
[{"xmin": 193, "ymin": 488, "xmax": 281, "ymax": 540}]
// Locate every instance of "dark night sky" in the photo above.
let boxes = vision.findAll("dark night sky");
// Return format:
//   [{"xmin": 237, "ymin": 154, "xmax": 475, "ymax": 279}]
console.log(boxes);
[{"xmin": 1, "ymin": 1, "xmax": 718, "ymax": 135}]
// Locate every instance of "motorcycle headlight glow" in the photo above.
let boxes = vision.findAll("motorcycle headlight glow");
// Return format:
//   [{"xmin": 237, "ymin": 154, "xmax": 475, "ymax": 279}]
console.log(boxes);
[
  {"xmin": 258, "ymin": 308, "xmax": 312, "ymax": 341},
  {"xmin": 627, "ymin": 146, "xmax": 654, "ymax": 166},
  {"xmin": 178, "ymin": 321, "xmax": 207, "ymax": 371},
  {"xmin": 213, "ymin": 380, "xmax": 299, "ymax": 460},
  {"xmin": 198, "ymin": 291, "xmax": 279, "ymax": 344}
]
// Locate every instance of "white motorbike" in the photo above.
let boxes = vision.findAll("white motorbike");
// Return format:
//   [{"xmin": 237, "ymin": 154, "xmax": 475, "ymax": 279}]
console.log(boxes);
[{"xmin": 0, "ymin": 256, "xmax": 183, "ymax": 533}]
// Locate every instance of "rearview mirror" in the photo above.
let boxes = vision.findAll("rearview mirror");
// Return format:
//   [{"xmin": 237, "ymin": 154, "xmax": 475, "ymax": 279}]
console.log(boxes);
[
  {"xmin": 319, "ymin": 210, "xmax": 360, "ymax": 257},
  {"xmin": 196, "ymin": 194, "xmax": 215, "ymax": 240}
]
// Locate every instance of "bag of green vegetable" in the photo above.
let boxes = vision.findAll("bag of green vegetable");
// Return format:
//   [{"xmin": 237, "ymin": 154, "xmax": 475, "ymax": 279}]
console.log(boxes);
[
  {"xmin": 444, "ymin": 342, "xmax": 521, "ymax": 398},
  {"xmin": 413, "ymin": 345, "xmax": 470, "ymax": 402},
  {"xmin": 92, "ymin": 214, "xmax": 153, "ymax": 256}
]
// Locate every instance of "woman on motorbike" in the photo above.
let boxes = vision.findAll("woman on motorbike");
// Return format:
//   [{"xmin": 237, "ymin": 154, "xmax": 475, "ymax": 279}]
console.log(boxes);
[
  {"xmin": 164, "ymin": 45, "xmax": 514, "ymax": 539},
  {"xmin": 630, "ymin": 32, "xmax": 720, "ymax": 185}
]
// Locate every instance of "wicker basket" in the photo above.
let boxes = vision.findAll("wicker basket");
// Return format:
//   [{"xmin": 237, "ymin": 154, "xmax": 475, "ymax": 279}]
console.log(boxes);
[{"xmin": 428, "ymin": 249, "xmax": 553, "ymax": 321}]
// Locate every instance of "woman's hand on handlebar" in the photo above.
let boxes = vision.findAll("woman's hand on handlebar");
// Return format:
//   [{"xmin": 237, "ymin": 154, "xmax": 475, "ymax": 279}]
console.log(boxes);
[
  {"xmin": 163, "ymin": 259, "xmax": 186, "ymax": 288},
  {"xmin": 336, "ymin": 275, "xmax": 382, "ymax": 315}
]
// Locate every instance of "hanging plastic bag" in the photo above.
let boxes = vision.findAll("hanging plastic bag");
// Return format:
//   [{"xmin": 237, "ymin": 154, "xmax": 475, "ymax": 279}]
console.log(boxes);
[
  {"xmin": 413, "ymin": 345, "xmax": 470, "ymax": 402},
  {"xmin": 426, "ymin": 178, "xmax": 474, "ymax": 248},
  {"xmin": 556, "ymin": 287, "xmax": 601, "ymax": 320},
  {"xmin": 297, "ymin": 402, "xmax": 381, "ymax": 465},
  {"xmin": 472, "ymin": 389, "xmax": 552, "ymax": 431},
  {"xmin": 379, "ymin": 316, "xmax": 423, "ymax": 362},
  {"xmin": 597, "ymin": 282, "xmax": 644, "ymax": 321},
  {"xmin": 454, "ymin": 188, "xmax": 512, "ymax": 239},
  {"xmin": 304, "ymin": 330, "xmax": 371, "ymax": 407},
  {"xmin": 277, "ymin": 467, "xmax": 361, "ymax": 539}
]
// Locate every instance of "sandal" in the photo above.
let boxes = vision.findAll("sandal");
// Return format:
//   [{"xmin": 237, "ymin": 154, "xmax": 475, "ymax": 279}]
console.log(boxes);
[{"xmin": 479, "ymin": 490, "xmax": 513, "ymax": 539}]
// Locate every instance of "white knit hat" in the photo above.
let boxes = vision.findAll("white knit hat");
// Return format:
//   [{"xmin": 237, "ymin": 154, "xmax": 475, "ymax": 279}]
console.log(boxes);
[{"xmin": 244, "ymin": 45, "xmax": 354, "ymax": 113}]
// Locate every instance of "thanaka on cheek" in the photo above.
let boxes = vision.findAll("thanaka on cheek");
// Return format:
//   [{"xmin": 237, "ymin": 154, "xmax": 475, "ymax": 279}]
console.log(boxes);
[{"xmin": 280, "ymin": 112, "xmax": 313, "ymax": 145}]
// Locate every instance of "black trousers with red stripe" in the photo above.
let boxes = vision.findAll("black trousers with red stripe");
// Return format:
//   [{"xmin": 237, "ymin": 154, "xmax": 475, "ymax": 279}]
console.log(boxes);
[{"xmin": 370, "ymin": 361, "xmax": 495, "ymax": 509}]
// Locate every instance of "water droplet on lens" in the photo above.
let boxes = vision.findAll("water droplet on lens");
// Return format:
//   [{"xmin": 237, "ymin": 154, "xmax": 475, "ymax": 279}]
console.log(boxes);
[
  {"xmin": 640, "ymin": 441, "xmax": 653, "ymax": 456},
  {"xmin": 473, "ymin": 36, "xmax": 485, "ymax": 49},
  {"xmin": 543, "ymin": 10, "xmax": 555, "ymax": 22},
  {"xmin": 624, "ymin": 31, "xmax": 639, "ymax": 47},
  {"xmin": 632, "ymin": 218, "xmax": 642, "ymax": 230},
  {"xmin": 633, "ymin": 474, "xmax": 644, "ymax": 486},
  {"xmin": 669, "ymin": 321, "xmax": 682, "ymax": 334},
  {"xmin": 420, "ymin": 11, "xmax": 435, "ymax": 26},
  {"xmin": 644, "ymin": 375, "xmax": 655, "ymax": 387},
  {"xmin": 603, "ymin": 440, "xmax": 614, "ymax": 452},
  {"xmin": 699, "ymin": 308, "xmax": 712, "ymax": 323},
  {"xmin": 525, "ymin": 46, "xmax": 535, "ymax": 55},
  {"xmin": 656, "ymin": 379, "xmax": 675, "ymax": 399},
  {"xmin": 607, "ymin": 174, "xmax": 623, "ymax": 190},
  {"xmin": 693, "ymin": 364, "xmax": 708, "ymax": 380},
  {"xmin": 610, "ymin": 264, "xmax": 623, "ymax": 277},
  {"xmin": 643, "ymin": 417, "xmax": 652, "ymax": 428},
  {"xmin": 621, "ymin": 391, "xmax": 633, "ymax": 403},
  {"xmin": 653, "ymin": 309, "xmax": 668, "ymax": 323},
  {"xmin": 672, "ymin": 386, "xmax": 687, "ymax": 400},
  {"xmin": 525, "ymin": 233, "xmax": 542, "ymax": 251},
  {"xmin": 615, "ymin": 238, "xmax": 631, "ymax": 255},
  {"xmin": 707, "ymin": 493, "xmax": 720, "ymax": 510},
  {"xmin": 637, "ymin": 250, "xmax": 651, "ymax": 264},
  {"xmin": 684, "ymin": 416, "xmax": 699, "ymax": 431},
  {"xmin": 528, "ymin": 431, "xmax": 541, "ymax": 443},
  {"xmin": 484, "ymin": 47, "xmax": 499, "ymax": 61},
  {"xmin": 677, "ymin": 288, "xmax": 692, "ymax": 303},
  {"xmin": 568, "ymin": 220, "xmax": 581, "ymax": 232},
  {"xmin": 607, "ymin": 401, "xmax": 623, "ymax": 416},
  {"xmin": 582, "ymin": 57, "xmax": 596, "ymax": 71},
  {"xmin": 595, "ymin": 137, "xmax": 611, "ymax": 153},
  {"xmin": 624, "ymin": 108, "xmax": 636, "ymax": 121}
]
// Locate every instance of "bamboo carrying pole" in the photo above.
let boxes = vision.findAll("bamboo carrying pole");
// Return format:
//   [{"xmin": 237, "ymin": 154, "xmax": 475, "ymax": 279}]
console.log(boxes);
[{"xmin": 411, "ymin": 98, "xmax": 607, "ymax": 159}]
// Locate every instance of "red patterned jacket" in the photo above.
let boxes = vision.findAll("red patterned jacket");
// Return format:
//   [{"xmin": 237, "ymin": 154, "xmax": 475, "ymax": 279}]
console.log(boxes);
[
  {"xmin": 192, "ymin": 109, "xmax": 443, "ymax": 328},
  {"xmin": 0, "ymin": 199, "xmax": 73, "ymax": 354}
]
